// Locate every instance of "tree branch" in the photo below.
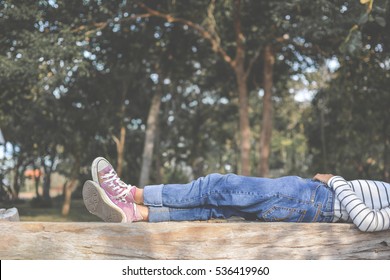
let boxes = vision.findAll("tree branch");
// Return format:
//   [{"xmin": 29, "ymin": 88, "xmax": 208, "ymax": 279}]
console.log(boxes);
[
  {"xmin": 137, "ymin": 2, "xmax": 234, "ymax": 67},
  {"xmin": 245, "ymin": 45, "xmax": 262, "ymax": 79},
  {"xmin": 70, "ymin": 2, "xmax": 235, "ymax": 67},
  {"xmin": 233, "ymin": 0, "xmax": 245, "ymax": 68},
  {"xmin": 112, "ymin": 135, "xmax": 120, "ymax": 147},
  {"xmin": 71, "ymin": 14, "xmax": 150, "ymax": 36}
]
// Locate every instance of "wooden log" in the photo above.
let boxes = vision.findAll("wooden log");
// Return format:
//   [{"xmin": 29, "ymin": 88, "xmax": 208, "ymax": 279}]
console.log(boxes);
[{"xmin": 0, "ymin": 221, "xmax": 389, "ymax": 260}]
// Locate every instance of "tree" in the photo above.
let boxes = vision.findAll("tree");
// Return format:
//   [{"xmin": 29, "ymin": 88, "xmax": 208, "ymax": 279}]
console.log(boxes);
[
  {"xmin": 306, "ymin": 0, "xmax": 390, "ymax": 180},
  {"xmin": 135, "ymin": 0, "xmax": 263, "ymax": 175}
]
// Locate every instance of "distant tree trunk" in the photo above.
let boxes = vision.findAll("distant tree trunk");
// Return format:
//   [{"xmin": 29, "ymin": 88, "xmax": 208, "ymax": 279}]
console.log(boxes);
[
  {"xmin": 32, "ymin": 162, "xmax": 41, "ymax": 199},
  {"xmin": 139, "ymin": 87, "xmax": 162, "ymax": 187},
  {"xmin": 258, "ymin": 44, "xmax": 275, "ymax": 177},
  {"xmin": 154, "ymin": 120, "xmax": 162, "ymax": 183},
  {"xmin": 41, "ymin": 152, "xmax": 55, "ymax": 203},
  {"xmin": 12, "ymin": 155, "xmax": 22, "ymax": 201},
  {"xmin": 189, "ymin": 100, "xmax": 205, "ymax": 178},
  {"xmin": 42, "ymin": 173, "xmax": 50, "ymax": 201},
  {"xmin": 114, "ymin": 126, "xmax": 126, "ymax": 178},
  {"xmin": 383, "ymin": 123, "xmax": 389, "ymax": 182},
  {"xmin": 233, "ymin": 0, "xmax": 251, "ymax": 176},
  {"xmin": 235, "ymin": 68, "xmax": 251, "ymax": 176},
  {"xmin": 61, "ymin": 155, "xmax": 80, "ymax": 216},
  {"xmin": 320, "ymin": 102, "xmax": 328, "ymax": 171},
  {"xmin": 113, "ymin": 80, "xmax": 128, "ymax": 178}
]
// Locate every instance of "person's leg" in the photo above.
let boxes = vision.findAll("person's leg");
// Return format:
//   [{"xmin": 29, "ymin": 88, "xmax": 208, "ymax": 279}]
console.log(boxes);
[
  {"xmin": 136, "ymin": 204, "xmax": 149, "ymax": 221},
  {"xmin": 83, "ymin": 180, "xmax": 144, "ymax": 223},
  {"xmin": 85, "ymin": 162, "xmax": 334, "ymax": 223},
  {"xmin": 134, "ymin": 184, "xmax": 257, "ymax": 222},
  {"xmin": 142, "ymin": 173, "xmax": 334, "ymax": 222},
  {"xmin": 134, "ymin": 188, "xmax": 144, "ymax": 204},
  {"xmin": 143, "ymin": 173, "xmax": 292, "ymax": 208},
  {"xmin": 147, "ymin": 205, "xmax": 256, "ymax": 222}
]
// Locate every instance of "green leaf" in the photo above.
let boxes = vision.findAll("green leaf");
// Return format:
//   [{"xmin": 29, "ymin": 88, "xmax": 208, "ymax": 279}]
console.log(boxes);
[
  {"xmin": 358, "ymin": 12, "xmax": 369, "ymax": 25},
  {"xmin": 375, "ymin": 16, "xmax": 386, "ymax": 27},
  {"xmin": 339, "ymin": 27, "xmax": 362, "ymax": 56}
]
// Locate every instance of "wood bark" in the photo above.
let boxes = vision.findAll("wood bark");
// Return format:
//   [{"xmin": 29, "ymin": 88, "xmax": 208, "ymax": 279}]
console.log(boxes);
[
  {"xmin": 233, "ymin": 0, "xmax": 251, "ymax": 175},
  {"xmin": 235, "ymin": 69, "xmax": 251, "ymax": 175},
  {"xmin": 12, "ymin": 154, "xmax": 22, "ymax": 200},
  {"xmin": 320, "ymin": 103, "xmax": 328, "ymax": 171},
  {"xmin": 32, "ymin": 162, "xmax": 41, "ymax": 199},
  {"xmin": 61, "ymin": 156, "xmax": 80, "ymax": 216},
  {"xmin": 61, "ymin": 179, "xmax": 77, "ymax": 216},
  {"xmin": 1, "ymin": 222, "xmax": 389, "ymax": 260},
  {"xmin": 258, "ymin": 44, "xmax": 275, "ymax": 177},
  {"xmin": 113, "ymin": 80, "xmax": 128, "ymax": 178},
  {"xmin": 139, "ymin": 89, "xmax": 162, "ymax": 187},
  {"xmin": 41, "ymin": 152, "xmax": 55, "ymax": 202},
  {"xmin": 383, "ymin": 122, "xmax": 389, "ymax": 182},
  {"xmin": 114, "ymin": 126, "xmax": 126, "ymax": 178},
  {"xmin": 154, "ymin": 121, "xmax": 162, "ymax": 183}
]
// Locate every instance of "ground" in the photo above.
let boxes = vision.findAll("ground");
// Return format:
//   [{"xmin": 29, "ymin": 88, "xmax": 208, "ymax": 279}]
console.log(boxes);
[{"xmin": 0, "ymin": 197, "xmax": 100, "ymax": 222}]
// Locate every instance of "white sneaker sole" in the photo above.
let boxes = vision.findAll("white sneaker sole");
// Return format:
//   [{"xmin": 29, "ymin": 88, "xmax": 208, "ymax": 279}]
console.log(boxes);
[
  {"xmin": 82, "ymin": 180, "xmax": 126, "ymax": 223},
  {"xmin": 91, "ymin": 156, "xmax": 107, "ymax": 184}
]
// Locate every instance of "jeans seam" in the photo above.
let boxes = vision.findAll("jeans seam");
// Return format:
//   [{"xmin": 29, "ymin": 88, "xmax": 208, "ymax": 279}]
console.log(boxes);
[
  {"xmin": 312, "ymin": 203, "xmax": 322, "ymax": 222},
  {"xmin": 165, "ymin": 190, "xmax": 267, "ymax": 205},
  {"xmin": 262, "ymin": 206, "xmax": 307, "ymax": 222},
  {"xmin": 277, "ymin": 193, "xmax": 311, "ymax": 205}
]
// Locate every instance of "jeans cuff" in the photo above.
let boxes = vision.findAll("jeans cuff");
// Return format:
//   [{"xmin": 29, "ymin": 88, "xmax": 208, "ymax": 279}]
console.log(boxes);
[
  {"xmin": 143, "ymin": 184, "xmax": 164, "ymax": 207},
  {"xmin": 148, "ymin": 206, "xmax": 171, "ymax": 222}
]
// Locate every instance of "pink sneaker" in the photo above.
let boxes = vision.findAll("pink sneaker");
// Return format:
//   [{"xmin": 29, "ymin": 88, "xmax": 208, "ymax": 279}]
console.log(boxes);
[
  {"xmin": 91, "ymin": 157, "xmax": 136, "ymax": 203},
  {"xmin": 82, "ymin": 180, "xmax": 143, "ymax": 223}
]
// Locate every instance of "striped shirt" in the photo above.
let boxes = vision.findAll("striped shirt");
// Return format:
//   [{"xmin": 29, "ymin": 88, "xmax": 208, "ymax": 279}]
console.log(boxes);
[{"xmin": 329, "ymin": 176, "xmax": 390, "ymax": 232}]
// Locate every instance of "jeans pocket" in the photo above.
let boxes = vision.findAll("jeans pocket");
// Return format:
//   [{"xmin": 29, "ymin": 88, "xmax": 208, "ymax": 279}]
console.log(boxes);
[{"xmin": 262, "ymin": 206, "xmax": 307, "ymax": 222}]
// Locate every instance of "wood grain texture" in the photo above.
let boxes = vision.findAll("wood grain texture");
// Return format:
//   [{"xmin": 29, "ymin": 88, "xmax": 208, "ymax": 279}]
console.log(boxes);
[{"xmin": 0, "ymin": 221, "xmax": 389, "ymax": 260}]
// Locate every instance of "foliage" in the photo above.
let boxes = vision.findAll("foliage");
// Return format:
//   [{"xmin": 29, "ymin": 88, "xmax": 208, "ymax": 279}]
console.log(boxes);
[{"xmin": 0, "ymin": 0, "xmax": 389, "ymax": 205}]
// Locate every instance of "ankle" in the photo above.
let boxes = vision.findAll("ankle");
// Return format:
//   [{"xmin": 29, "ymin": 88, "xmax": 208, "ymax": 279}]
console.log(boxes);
[
  {"xmin": 134, "ymin": 187, "xmax": 144, "ymax": 204},
  {"xmin": 137, "ymin": 204, "xmax": 149, "ymax": 221}
]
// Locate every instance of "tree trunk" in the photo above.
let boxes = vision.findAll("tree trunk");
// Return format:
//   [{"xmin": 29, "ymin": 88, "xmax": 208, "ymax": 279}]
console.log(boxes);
[
  {"xmin": 61, "ymin": 155, "xmax": 80, "ymax": 216},
  {"xmin": 154, "ymin": 120, "xmax": 162, "ymax": 184},
  {"xmin": 139, "ymin": 89, "xmax": 162, "ymax": 187},
  {"xmin": 320, "ymin": 103, "xmax": 328, "ymax": 171},
  {"xmin": 41, "ymin": 153, "xmax": 55, "ymax": 203},
  {"xmin": 114, "ymin": 126, "xmax": 126, "ymax": 178},
  {"xmin": 61, "ymin": 179, "xmax": 78, "ymax": 216},
  {"xmin": 235, "ymin": 69, "xmax": 251, "ymax": 176},
  {"xmin": 189, "ymin": 101, "xmax": 205, "ymax": 178},
  {"xmin": 12, "ymin": 155, "xmax": 22, "ymax": 201},
  {"xmin": 233, "ymin": 0, "xmax": 251, "ymax": 176},
  {"xmin": 258, "ymin": 44, "xmax": 275, "ymax": 177},
  {"xmin": 383, "ymin": 122, "xmax": 389, "ymax": 182},
  {"xmin": 1, "ymin": 222, "xmax": 389, "ymax": 260},
  {"xmin": 33, "ymin": 163, "xmax": 41, "ymax": 199},
  {"xmin": 113, "ymin": 80, "xmax": 128, "ymax": 178}
]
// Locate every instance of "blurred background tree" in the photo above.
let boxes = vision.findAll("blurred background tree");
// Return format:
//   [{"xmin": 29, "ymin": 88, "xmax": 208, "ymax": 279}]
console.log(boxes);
[{"xmin": 0, "ymin": 0, "xmax": 389, "ymax": 217}]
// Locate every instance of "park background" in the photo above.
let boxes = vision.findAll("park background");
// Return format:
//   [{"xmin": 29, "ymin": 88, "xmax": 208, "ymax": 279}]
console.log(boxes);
[{"xmin": 0, "ymin": 0, "xmax": 389, "ymax": 222}]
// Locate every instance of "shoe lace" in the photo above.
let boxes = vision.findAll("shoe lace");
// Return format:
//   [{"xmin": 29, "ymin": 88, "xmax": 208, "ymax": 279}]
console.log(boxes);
[{"xmin": 101, "ymin": 169, "xmax": 134, "ymax": 201}]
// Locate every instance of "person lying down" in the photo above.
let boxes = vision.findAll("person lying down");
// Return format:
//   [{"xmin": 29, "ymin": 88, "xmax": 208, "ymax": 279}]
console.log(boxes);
[{"xmin": 83, "ymin": 157, "xmax": 390, "ymax": 232}]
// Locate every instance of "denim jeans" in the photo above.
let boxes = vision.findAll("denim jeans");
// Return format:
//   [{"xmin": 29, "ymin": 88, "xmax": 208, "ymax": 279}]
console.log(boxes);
[{"xmin": 143, "ymin": 173, "xmax": 334, "ymax": 223}]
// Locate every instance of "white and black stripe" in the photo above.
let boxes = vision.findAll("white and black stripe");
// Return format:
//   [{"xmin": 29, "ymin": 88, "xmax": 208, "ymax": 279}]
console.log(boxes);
[{"xmin": 330, "ymin": 176, "xmax": 390, "ymax": 232}]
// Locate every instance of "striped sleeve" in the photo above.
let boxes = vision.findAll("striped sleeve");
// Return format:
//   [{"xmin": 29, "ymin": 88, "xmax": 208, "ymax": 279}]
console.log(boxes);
[{"xmin": 329, "ymin": 176, "xmax": 390, "ymax": 232}]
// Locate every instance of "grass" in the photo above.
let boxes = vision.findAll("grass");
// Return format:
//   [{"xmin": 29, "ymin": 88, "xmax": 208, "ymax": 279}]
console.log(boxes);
[{"xmin": 0, "ymin": 196, "xmax": 101, "ymax": 222}]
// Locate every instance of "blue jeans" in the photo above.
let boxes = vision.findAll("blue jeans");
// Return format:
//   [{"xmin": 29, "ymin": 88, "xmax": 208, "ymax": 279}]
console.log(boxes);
[{"xmin": 143, "ymin": 173, "xmax": 334, "ymax": 223}]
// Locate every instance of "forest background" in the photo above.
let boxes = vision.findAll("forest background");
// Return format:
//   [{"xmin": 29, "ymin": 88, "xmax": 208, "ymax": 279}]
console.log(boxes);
[{"xmin": 0, "ymin": 0, "xmax": 389, "ymax": 220}]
